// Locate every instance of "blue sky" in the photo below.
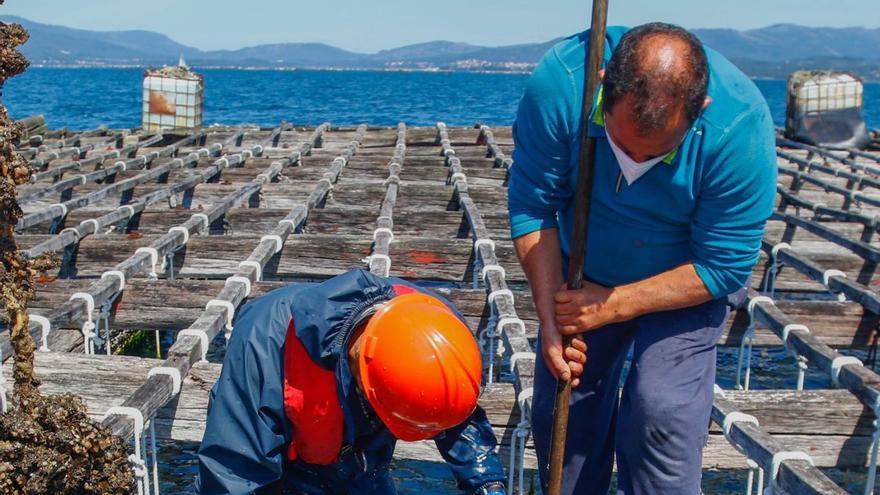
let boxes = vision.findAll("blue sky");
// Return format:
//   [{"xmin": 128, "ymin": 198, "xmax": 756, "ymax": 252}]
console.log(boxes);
[{"xmin": 3, "ymin": 0, "xmax": 878, "ymax": 52}]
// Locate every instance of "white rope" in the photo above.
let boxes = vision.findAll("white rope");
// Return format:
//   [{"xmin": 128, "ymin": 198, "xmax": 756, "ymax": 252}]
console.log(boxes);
[
  {"xmin": 178, "ymin": 329, "xmax": 210, "ymax": 363},
  {"xmin": 77, "ymin": 174, "xmax": 88, "ymax": 185},
  {"xmin": 822, "ymin": 269, "xmax": 848, "ymax": 301},
  {"xmin": 70, "ymin": 292, "xmax": 95, "ymax": 320},
  {"xmin": 830, "ymin": 355, "xmax": 863, "ymax": 386},
  {"xmin": 50, "ymin": 203, "xmax": 68, "ymax": 217},
  {"xmin": 261, "ymin": 234, "xmax": 284, "ymax": 255},
  {"xmin": 0, "ymin": 348, "xmax": 6, "ymax": 413},
  {"xmin": 60, "ymin": 227, "xmax": 80, "ymax": 240},
  {"xmin": 781, "ymin": 324, "xmax": 809, "ymax": 351},
  {"xmin": 192, "ymin": 213, "xmax": 210, "ymax": 231},
  {"xmin": 169, "ymin": 226, "xmax": 190, "ymax": 245},
  {"xmin": 373, "ymin": 227, "xmax": 394, "ymax": 243},
  {"xmin": 497, "ymin": 317, "xmax": 526, "ymax": 335},
  {"xmin": 279, "ymin": 219, "xmax": 298, "ymax": 232},
  {"xmin": 29, "ymin": 314, "xmax": 52, "ymax": 352},
  {"xmin": 487, "ymin": 288, "xmax": 513, "ymax": 306},
  {"xmin": 147, "ymin": 367, "xmax": 182, "ymax": 396},
  {"xmin": 449, "ymin": 172, "xmax": 467, "ymax": 184},
  {"xmin": 216, "ymin": 157, "xmax": 229, "ymax": 168},
  {"xmin": 69, "ymin": 292, "xmax": 96, "ymax": 354},
  {"xmin": 101, "ymin": 270, "xmax": 126, "ymax": 292},
  {"xmin": 771, "ymin": 242, "xmax": 791, "ymax": 259},
  {"xmin": 509, "ymin": 352, "xmax": 535, "ymax": 373},
  {"xmin": 238, "ymin": 260, "xmax": 263, "ymax": 282},
  {"xmin": 713, "ymin": 384, "xmax": 726, "ymax": 398},
  {"xmin": 135, "ymin": 247, "xmax": 163, "ymax": 279},
  {"xmin": 364, "ymin": 254, "xmax": 392, "ymax": 277},
  {"xmin": 117, "ymin": 204, "xmax": 136, "ymax": 218},
  {"xmin": 206, "ymin": 299, "xmax": 236, "ymax": 332},
  {"xmin": 114, "ymin": 160, "xmax": 127, "ymax": 172},
  {"xmin": 474, "ymin": 238, "xmax": 495, "ymax": 253},
  {"xmin": 747, "ymin": 296, "xmax": 774, "ymax": 317},
  {"xmin": 517, "ymin": 387, "xmax": 534, "ymax": 408},
  {"xmin": 480, "ymin": 264, "xmax": 506, "ymax": 282},
  {"xmin": 768, "ymin": 451, "xmax": 814, "ymax": 493},
  {"xmin": 253, "ymin": 145, "xmax": 264, "ymax": 156},
  {"xmin": 225, "ymin": 276, "xmax": 252, "ymax": 298},
  {"xmin": 102, "ymin": 406, "xmax": 144, "ymax": 453},
  {"xmin": 79, "ymin": 218, "xmax": 100, "ymax": 234},
  {"xmin": 241, "ymin": 149, "xmax": 253, "ymax": 160},
  {"xmin": 822, "ymin": 268, "xmax": 847, "ymax": 287},
  {"xmin": 102, "ymin": 407, "xmax": 147, "ymax": 495},
  {"xmin": 722, "ymin": 411, "xmax": 759, "ymax": 440}
]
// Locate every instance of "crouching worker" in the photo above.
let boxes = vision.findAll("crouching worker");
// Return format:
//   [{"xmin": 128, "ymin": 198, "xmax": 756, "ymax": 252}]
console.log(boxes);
[{"xmin": 195, "ymin": 268, "xmax": 507, "ymax": 495}]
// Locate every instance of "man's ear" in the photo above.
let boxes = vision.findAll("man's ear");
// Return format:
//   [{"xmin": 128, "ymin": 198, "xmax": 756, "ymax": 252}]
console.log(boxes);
[{"xmin": 702, "ymin": 96, "xmax": 712, "ymax": 110}]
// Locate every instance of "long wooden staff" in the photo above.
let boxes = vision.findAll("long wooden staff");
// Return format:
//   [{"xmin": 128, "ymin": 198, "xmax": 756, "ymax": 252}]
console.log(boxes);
[{"xmin": 546, "ymin": 0, "xmax": 609, "ymax": 493}]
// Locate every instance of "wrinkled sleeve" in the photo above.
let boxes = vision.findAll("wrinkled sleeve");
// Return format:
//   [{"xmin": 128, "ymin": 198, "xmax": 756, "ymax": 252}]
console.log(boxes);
[
  {"xmin": 508, "ymin": 50, "xmax": 576, "ymax": 240},
  {"xmin": 195, "ymin": 297, "xmax": 290, "ymax": 495},
  {"xmin": 433, "ymin": 406, "xmax": 506, "ymax": 494},
  {"xmin": 691, "ymin": 104, "xmax": 777, "ymax": 298}
]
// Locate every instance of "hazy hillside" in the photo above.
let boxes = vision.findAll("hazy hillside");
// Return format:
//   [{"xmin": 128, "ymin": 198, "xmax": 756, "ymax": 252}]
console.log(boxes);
[{"xmin": 2, "ymin": 15, "xmax": 878, "ymax": 79}]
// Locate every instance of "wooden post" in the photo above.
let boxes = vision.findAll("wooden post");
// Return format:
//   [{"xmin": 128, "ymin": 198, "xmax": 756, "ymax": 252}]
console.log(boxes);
[{"xmin": 547, "ymin": 1, "xmax": 608, "ymax": 493}]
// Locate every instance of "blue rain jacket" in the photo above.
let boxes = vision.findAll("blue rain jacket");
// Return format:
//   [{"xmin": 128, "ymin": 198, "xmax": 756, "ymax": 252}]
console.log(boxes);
[{"xmin": 195, "ymin": 269, "xmax": 506, "ymax": 495}]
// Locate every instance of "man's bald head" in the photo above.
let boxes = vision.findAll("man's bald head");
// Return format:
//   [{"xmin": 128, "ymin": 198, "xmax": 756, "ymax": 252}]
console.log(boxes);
[{"xmin": 604, "ymin": 23, "xmax": 709, "ymax": 137}]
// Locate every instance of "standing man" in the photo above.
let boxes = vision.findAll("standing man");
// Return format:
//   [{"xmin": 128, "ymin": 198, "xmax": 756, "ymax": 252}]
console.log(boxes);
[{"xmin": 508, "ymin": 23, "xmax": 776, "ymax": 494}]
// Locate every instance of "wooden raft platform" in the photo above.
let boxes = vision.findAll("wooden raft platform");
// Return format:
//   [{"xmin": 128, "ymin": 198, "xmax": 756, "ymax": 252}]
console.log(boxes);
[{"xmin": 3, "ymin": 120, "xmax": 880, "ymax": 493}]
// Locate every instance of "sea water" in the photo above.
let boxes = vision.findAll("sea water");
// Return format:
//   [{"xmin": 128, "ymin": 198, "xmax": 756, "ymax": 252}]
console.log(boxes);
[
  {"xmin": 5, "ymin": 68, "xmax": 880, "ymax": 493},
  {"xmin": 4, "ymin": 68, "xmax": 880, "ymax": 130}
]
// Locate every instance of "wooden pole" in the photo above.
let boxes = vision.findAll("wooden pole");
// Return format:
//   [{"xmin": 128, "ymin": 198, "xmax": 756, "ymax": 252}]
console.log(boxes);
[{"xmin": 546, "ymin": 0, "xmax": 609, "ymax": 493}]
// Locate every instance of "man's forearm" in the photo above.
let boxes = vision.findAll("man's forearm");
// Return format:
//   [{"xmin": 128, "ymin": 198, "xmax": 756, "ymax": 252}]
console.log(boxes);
[
  {"xmin": 512, "ymin": 228, "xmax": 563, "ymax": 327},
  {"xmin": 613, "ymin": 263, "xmax": 713, "ymax": 321}
]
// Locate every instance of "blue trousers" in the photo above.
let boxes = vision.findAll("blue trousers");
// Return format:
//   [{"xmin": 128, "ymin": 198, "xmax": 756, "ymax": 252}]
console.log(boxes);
[{"xmin": 531, "ymin": 298, "xmax": 729, "ymax": 495}]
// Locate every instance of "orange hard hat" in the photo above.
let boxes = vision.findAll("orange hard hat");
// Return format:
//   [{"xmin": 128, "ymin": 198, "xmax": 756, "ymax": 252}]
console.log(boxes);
[{"xmin": 357, "ymin": 292, "xmax": 482, "ymax": 441}]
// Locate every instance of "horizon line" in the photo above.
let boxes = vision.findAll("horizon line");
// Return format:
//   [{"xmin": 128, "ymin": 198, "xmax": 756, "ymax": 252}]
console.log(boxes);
[{"xmin": 3, "ymin": 14, "xmax": 880, "ymax": 55}]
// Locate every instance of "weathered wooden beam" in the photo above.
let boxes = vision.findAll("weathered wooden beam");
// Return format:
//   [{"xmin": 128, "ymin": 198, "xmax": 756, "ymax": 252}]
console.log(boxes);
[
  {"xmin": 849, "ymin": 148, "xmax": 880, "ymax": 165},
  {"xmin": 771, "ymin": 211, "xmax": 880, "ymax": 263},
  {"xmin": 438, "ymin": 121, "xmax": 537, "ymax": 429},
  {"xmin": 366, "ymin": 123, "xmax": 404, "ymax": 277},
  {"xmin": 476, "ymin": 125, "xmax": 513, "ymax": 170},
  {"xmin": 776, "ymin": 185, "xmax": 878, "ymax": 228},
  {"xmin": 747, "ymin": 290, "xmax": 880, "ymax": 420},
  {"xmin": 711, "ymin": 390, "xmax": 847, "ymax": 494},
  {"xmin": 764, "ymin": 240, "xmax": 880, "ymax": 314}
]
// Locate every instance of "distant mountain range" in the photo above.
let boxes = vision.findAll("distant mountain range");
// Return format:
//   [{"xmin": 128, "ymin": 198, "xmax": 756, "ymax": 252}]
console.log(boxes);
[{"xmin": 2, "ymin": 15, "xmax": 879, "ymax": 80}]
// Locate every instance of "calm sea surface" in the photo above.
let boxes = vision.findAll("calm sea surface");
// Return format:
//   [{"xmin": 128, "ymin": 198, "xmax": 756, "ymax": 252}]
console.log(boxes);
[
  {"xmin": 3, "ymin": 68, "xmax": 880, "ymax": 130},
  {"xmin": 4, "ymin": 68, "xmax": 879, "ymax": 493}
]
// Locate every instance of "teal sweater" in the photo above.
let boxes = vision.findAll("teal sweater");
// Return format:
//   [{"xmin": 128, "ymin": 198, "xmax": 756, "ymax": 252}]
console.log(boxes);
[{"xmin": 508, "ymin": 27, "xmax": 777, "ymax": 299}]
